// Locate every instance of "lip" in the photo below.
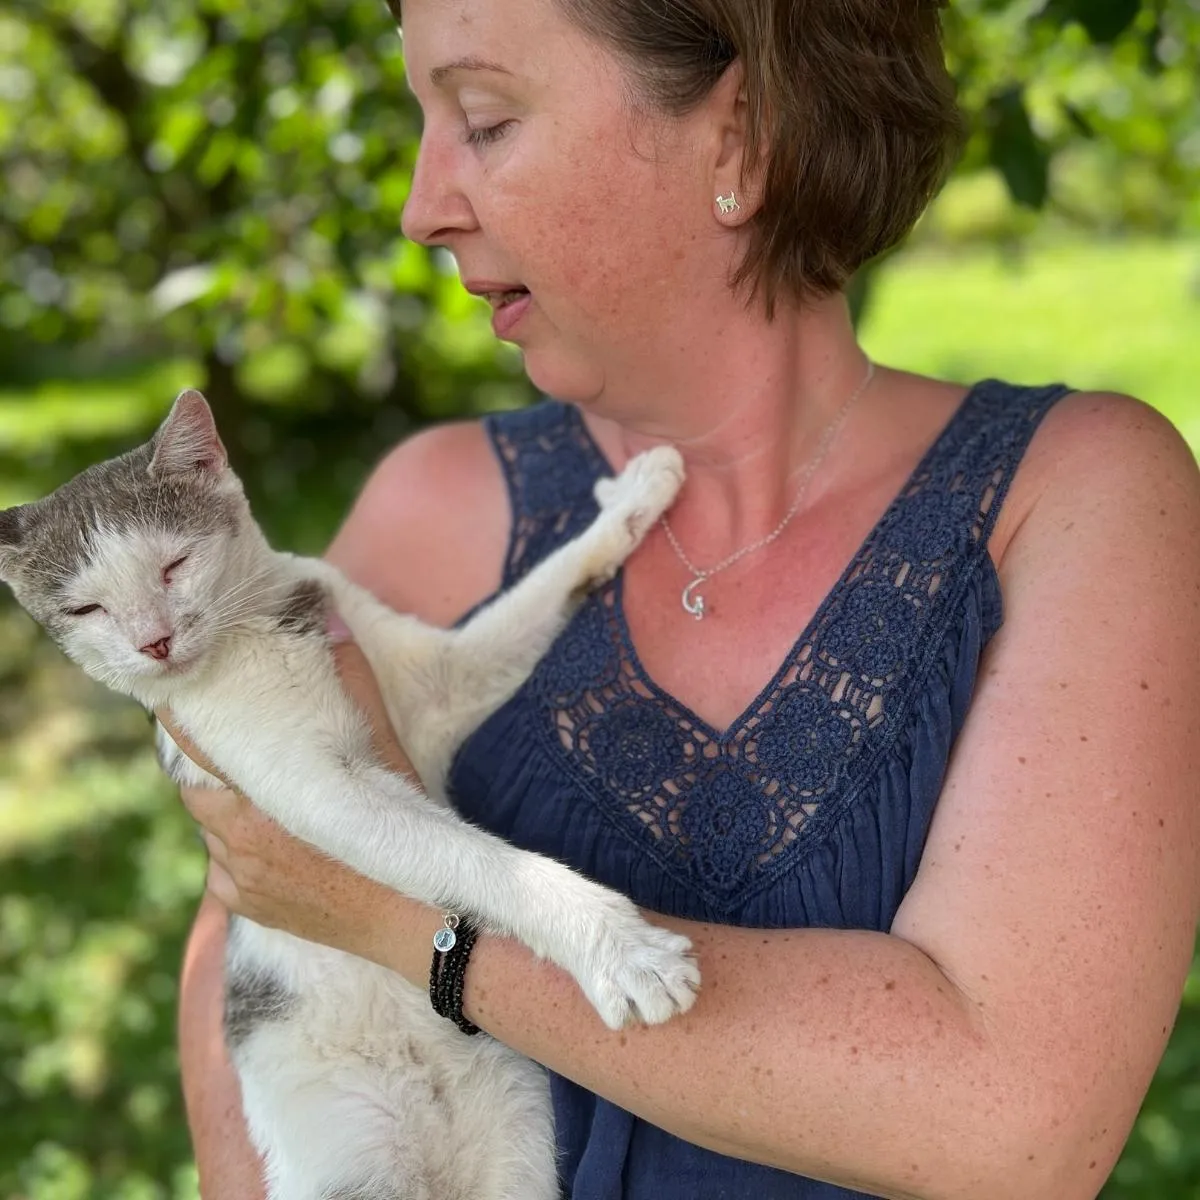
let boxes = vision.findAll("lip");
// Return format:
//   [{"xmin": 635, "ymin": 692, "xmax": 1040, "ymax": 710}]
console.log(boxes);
[
  {"xmin": 460, "ymin": 279, "xmax": 533, "ymax": 339},
  {"xmin": 462, "ymin": 279, "xmax": 525, "ymax": 298},
  {"xmin": 490, "ymin": 292, "xmax": 532, "ymax": 339}
]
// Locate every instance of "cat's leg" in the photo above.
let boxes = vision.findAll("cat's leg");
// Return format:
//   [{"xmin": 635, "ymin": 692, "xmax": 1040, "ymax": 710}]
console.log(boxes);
[
  {"xmin": 236, "ymin": 990, "xmax": 554, "ymax": 1200},
  {"xmin": 242, "ymin": 754, "xmax": 699, "ymax": 1030},
  {"xmin": 298, "ymin": 447, "xmax": 683, "ymax": 779},
  {"xmin": 444, "ymin": 445, "xmax": 683, "ymax": 691},
  {"xmin": 396, "ymin": 446, "xmax": 684, "ymax": 772}
]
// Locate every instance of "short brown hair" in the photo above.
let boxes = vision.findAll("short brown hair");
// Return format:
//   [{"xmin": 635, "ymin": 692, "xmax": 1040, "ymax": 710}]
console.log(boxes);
[{"xmin": 556, "ymin": 0, "xmax": 964, "ymax": 310}]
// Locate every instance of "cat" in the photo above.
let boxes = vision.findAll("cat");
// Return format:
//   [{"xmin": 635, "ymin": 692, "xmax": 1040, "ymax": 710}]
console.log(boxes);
[{"xmin": 0, "ymin": 390, "xmax": 700, "ymax": 1200}]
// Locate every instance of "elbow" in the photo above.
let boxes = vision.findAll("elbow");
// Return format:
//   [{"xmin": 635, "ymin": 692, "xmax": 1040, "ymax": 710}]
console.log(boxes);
[
  {"xmin": 899, "ymin": 1057, "xmax": 1134, "ymax": 1200},
  {"xmin": 1017, "ymin": 1111, "xmax": 1128, "ymax": 1200},
  {"xmin": 948, "ymin": 1088, "xmax": 1132, "ymax": 1200}
]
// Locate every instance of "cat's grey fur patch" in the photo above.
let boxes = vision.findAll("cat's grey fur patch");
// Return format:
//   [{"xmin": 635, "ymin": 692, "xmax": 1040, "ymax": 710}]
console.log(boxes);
[
  {"xmin": 0, "ymin": 441, "xmax": 238, "ymax": 607},
  {"xmin": 275, "ymin": 579, "xmax": 328, "ymax": 637},
  {"xmin": 224, "ymin": 969, "xmax": 296, "ymax": 1050},
  {"xmin": 0, "ymin": 505, "xmax": 24, "ymax": 549}
]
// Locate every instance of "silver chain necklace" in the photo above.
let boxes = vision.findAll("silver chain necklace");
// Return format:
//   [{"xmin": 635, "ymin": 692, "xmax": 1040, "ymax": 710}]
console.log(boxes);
[{"xmin": 660, "ymin": 360, "xmax": 875, "ymax": 620}]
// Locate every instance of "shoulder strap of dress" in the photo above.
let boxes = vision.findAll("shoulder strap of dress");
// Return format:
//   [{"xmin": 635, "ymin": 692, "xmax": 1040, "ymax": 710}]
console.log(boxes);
[
  {"xmin": 846, "ymin": 380, "xmax": 1071, "ymax": 643},
  {"xmin": 935, "ymin": 379, "xmax": 1072, "ymax": 554},
  {"xmin": 482, "ymin": 400, "xmax": 610, "ymax": 587}
]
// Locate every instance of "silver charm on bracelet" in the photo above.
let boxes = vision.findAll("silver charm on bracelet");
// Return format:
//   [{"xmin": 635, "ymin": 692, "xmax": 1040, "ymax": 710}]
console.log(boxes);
[{"xmin": 433, "ymin": 912, "xmax": 461, "ymax": 953}]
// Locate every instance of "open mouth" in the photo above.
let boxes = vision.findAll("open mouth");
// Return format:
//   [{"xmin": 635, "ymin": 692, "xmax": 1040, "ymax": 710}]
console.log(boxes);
[{"xmin": 486, "ymin": 287, "xmax": 530, "ymax": 310}]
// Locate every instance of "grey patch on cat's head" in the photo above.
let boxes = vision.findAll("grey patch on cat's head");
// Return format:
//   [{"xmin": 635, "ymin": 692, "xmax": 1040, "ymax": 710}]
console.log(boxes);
[
  {"xmin": 1, "ymin": 391, "xmax": 244, "ymax": 613},
  {"xmin": 224, "ymin": 969, "xmax": 296, "ymax": 1051},
  {"xmin": 0, "ymin": 504, "xmax": 27, "ymax": 579},
  {"xmin": 0, "ymin": 390, "xmax": 272, "ymax": 697},
  {"xmin": 0, "ymin": 504, "xmax": 25, "ymax": 546}
]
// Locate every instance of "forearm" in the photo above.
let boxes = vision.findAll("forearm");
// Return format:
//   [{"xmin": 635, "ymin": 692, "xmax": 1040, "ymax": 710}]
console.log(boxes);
[
  {"xmin": 178, "ymin": 893, "xmax": 267, "ymax": 1200},
  {"xmin": 370, "ymin": 902, "xmax": 1085, "ymax": 1200}
]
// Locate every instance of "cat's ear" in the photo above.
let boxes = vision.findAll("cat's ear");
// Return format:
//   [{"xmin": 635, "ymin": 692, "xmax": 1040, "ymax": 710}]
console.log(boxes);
[
  {"xmin": 0, "ymin": 505, "xmax": 26, "ymax": 581},
  {"xmin": 150, "ymin": 390, "xmax": 229, "ymax": 476}
]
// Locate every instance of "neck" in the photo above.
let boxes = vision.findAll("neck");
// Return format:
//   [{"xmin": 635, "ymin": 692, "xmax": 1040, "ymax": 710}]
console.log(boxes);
[{"xmin": 588, "ymin": 292, "xmax": 875, "ymax": 561}]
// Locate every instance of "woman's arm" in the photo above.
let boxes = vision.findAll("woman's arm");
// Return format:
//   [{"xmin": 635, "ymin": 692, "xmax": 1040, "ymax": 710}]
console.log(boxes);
[{"xmin": 178, "ymin": 893, "xmax": 267, "ymax": 1199}]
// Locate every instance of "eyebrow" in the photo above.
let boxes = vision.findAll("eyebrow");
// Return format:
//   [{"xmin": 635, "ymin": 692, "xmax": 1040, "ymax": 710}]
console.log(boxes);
[{"xmin": 430, "ymin": 56, "xmax": 514, "ymax": 87}]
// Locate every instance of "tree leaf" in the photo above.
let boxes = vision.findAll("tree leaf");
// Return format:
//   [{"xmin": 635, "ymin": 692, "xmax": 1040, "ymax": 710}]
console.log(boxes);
[
  {"xmin": 1041, "ymin": 0, "xmax": 1143, "ymax": 44},
  {"xmin": 985, "ymin": 86, "xmax": 1051, "ymax": 209}
]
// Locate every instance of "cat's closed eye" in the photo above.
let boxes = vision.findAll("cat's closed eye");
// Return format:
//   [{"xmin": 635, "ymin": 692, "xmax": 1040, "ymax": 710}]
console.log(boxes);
[
  {"xmin": 164, "ymin": 556, "xmax": 189, "ymax": 584},
  {"xmin": 67, "ymin": 604, "xmax": 104, "ymax": 617}
]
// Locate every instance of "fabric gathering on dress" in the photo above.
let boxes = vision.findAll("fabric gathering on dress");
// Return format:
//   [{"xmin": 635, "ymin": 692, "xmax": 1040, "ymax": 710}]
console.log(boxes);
[{"xmin": 447, "ymin": 380, "xmax": 1071, "ymax": 1199}]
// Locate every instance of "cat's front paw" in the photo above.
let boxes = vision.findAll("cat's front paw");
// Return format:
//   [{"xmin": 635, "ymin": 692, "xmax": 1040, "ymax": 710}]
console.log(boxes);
[
  {"xmin": 593, "ymin": 447, "xmax": 685, "ymax": 538},
  {"xmin": 574, "ymin": 897, "xmax": 701, "ymax": 1029},
  {"xmin": 582, "ymin": 448, "xmax": 685, "ymax": 588}
]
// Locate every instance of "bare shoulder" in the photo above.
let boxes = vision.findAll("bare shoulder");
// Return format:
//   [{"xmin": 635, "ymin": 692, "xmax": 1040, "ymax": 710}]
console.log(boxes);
[
  {"xmin": 992, "ymin": 388, "xmax": 1200, "ymax": 568},
  {"xmin": 324, "ymin": 419, "xmax": 510, "ymax": 626}
]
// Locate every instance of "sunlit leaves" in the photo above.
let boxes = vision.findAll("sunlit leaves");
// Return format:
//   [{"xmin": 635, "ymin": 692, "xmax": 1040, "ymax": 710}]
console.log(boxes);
[
  {"xmin": 0, "ymin": 0, "xmax": 433, "ymax": 409},
  {"xmin": 942, "ymin": 0, "xmax": 1200, "ymax": 224}
]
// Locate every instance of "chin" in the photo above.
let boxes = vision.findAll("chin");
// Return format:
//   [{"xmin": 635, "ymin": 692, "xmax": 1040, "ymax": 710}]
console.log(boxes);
[
  {"xmin": 520, "ymin": 348, "xmax": 605, "ymax": 407},
  {"xmin": 161, "ymin": 644, "xmax": 207, "ymax": 678},
  {"xmin": 125, "ymin": 650, "xmax": 203, "ymax": 692}
]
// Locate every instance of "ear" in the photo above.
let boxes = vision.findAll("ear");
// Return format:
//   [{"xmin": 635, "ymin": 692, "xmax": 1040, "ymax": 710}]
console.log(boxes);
[
  {"xmin": 149, "ymin": 390, "xmax": 229, "ymax": 476},
  {"xmin": 0, "ymin": 505, "xmax": 26, "ymax": 581},
  {"xmin": 708, "ymin": 60, "xmax": 762, "ymax": 226}
]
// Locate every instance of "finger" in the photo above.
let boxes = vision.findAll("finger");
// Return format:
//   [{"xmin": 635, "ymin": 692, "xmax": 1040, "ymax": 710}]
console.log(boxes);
[
  {"xmin": 202, "ymin": 829, "xmax": 230, "ymax": 867},
  {"xmin": 180, "ymin": 784, "xmax": 242, "ymax": 825},
  {"xmin": 330, "ymin": 636, "xmax": 388, "ymax": 719},
  {"xmin": 330, "ymin": 634, "xmax": 416, "ymax": 776},
  {"xmin": 206, "ymin": 860, "xmax": 240, "ymax": 910}
]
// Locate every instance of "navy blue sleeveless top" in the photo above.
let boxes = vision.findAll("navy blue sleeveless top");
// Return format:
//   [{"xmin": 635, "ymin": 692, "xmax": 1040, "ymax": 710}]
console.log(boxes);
[{"xmin": 448, "ymin": 380, "xmax": 1069, "ymax": 1198}]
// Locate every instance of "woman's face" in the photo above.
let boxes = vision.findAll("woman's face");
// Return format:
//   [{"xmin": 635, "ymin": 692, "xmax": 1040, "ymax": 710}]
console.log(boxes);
[{"xmin": 400, "ymin": 0, "xmax": 729, "ymax": 404}]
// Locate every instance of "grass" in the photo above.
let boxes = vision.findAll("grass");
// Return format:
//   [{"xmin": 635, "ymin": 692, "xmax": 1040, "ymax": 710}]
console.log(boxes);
[{"xmin": 860, "ymin": 237, "xmax": 1200, "ymax": 451}]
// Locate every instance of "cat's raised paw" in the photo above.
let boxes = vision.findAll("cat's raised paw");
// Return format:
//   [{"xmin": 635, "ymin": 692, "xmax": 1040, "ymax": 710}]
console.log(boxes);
[{"xmin": 592, "ymin": 446, "xmax": 685, "ymax": 544}]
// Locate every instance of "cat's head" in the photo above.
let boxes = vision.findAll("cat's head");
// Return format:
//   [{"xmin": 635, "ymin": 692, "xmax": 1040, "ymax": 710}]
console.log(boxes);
[{"xmin": 0, "ymin": 390, "xmax": 265, "ymax": 695}]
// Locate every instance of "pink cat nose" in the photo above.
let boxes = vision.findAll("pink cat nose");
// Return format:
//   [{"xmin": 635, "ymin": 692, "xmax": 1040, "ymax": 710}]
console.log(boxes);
[{"xmin": 140, "ymin": 636, "xmax": 173, "ymax": 661}]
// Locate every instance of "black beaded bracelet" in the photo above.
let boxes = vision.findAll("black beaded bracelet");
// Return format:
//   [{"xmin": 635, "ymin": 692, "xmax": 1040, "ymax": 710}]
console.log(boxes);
[{"xmin": 429, "ymin": 913, "xmax": 482, "ymax": 1036}]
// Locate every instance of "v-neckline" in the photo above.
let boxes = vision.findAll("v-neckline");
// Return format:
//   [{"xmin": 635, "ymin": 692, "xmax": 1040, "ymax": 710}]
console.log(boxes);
[{"xmin": 570, "ymin": 381, "xmax": 988, "ymax": 743}]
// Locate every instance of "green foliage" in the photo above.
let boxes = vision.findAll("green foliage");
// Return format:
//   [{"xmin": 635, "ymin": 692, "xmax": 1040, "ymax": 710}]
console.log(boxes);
[
  {"xmin": 0, "ymin": 0, "xmax": 533, "ymax": 538},
  {"xmin": 1, "ymin": 0, "xmax": 1199, "ymax": 1196},
  {"xmin": 941, "ymin": 0, "xmax": 1200, "ymax": 237}
]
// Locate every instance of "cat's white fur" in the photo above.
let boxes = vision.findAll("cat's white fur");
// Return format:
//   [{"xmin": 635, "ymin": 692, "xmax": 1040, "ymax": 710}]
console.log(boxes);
[{"xmin": 0, "ymin": 392, "xmax": 699, "ymax": 1200}]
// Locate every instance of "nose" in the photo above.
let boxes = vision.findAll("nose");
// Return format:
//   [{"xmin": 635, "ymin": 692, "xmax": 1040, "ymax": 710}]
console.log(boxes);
[
  {"xmin": 401, "ymin": 132, "xmax": 478, "ymax": 246},
  {"xmin": 140, "ymin": 636, "xmax": 173, "ymax": 661}
]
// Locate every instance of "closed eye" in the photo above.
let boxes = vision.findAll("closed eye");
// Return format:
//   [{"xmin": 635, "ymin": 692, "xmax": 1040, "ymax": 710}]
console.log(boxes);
[
  {"xmin": 464, "ymin": 120, "xmax": 515, "ymax": 148},
  {"xmin": 67, "ymin": 604, "xmax": 104, "ymax": 617},
  {"xmin": 164, "ymin": 555, "xmax": 189, "ymax": 583}
]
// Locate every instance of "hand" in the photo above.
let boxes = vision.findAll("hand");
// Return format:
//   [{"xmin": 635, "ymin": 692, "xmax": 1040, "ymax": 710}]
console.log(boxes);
[{"xmin": 158, "ymin": 627, "xmax": 429, "ymax": 972}]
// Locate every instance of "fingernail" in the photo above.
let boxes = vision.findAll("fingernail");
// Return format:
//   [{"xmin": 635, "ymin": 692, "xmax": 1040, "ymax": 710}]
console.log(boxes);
[{"xmin": 326, "ymin": 611, "xmax": 353, "ymax": 644}]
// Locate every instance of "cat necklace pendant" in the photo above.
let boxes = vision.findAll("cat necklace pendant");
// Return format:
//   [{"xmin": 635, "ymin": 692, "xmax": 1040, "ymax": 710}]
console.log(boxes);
[{"xmin": 681, "ymin": 576, "xmax": 708, "ymax": 620}]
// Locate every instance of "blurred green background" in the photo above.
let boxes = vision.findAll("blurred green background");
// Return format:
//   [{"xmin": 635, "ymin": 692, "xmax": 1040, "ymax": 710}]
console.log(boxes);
[{"xmin": 1, "ymin": 0, "xmax": 1198, "ymax": 1196}]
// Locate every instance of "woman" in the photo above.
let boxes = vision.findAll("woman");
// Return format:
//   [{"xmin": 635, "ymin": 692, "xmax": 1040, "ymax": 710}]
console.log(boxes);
[{"xmin": 177, "ymin": 0, "xmax": 1200, "ymax": 1196}]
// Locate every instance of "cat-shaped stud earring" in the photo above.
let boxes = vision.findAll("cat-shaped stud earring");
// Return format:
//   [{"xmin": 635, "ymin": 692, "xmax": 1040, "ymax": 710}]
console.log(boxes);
[{"xmin": 716, "ymin": 190, "xmax": 740, "ymax": 216}]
